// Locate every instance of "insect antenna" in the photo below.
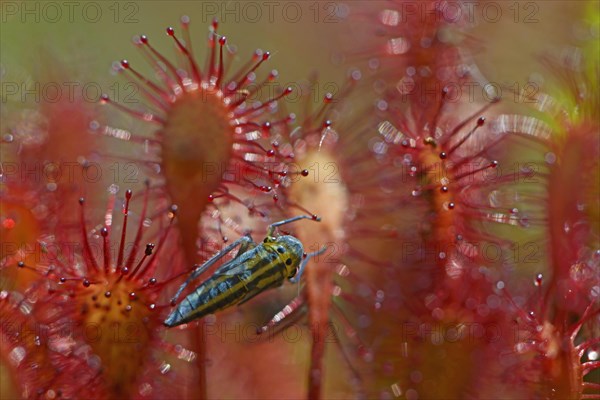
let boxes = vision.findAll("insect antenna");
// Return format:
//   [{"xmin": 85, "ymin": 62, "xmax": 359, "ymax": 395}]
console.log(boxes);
[{"xmin": 267, "ymin": 215, "xmax": 321, "ymax": 236}]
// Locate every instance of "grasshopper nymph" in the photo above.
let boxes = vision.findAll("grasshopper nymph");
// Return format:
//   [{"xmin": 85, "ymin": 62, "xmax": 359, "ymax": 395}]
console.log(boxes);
[{"xmin": 164, "ymin": 215, "xmax": 325, "ymax": 327}]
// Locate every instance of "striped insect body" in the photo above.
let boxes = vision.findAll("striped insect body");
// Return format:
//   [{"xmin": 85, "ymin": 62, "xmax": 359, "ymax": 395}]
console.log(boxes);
[{"xmin": 164, "ymin": 216, "xmax": 324, "ymax": 327}]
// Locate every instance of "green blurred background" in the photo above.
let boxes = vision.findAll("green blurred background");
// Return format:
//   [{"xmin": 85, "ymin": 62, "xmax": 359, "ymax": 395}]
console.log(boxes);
[{"xmin": 0, "ymin": 1, "xmax": 587, "ymax": 111}]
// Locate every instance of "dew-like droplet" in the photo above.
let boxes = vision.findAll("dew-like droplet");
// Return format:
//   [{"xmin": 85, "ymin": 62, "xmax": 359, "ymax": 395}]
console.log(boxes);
[
  {"xmin": 139, "ymin": 383, "xmax": 152, "ymax": 396},
  {"xmin": 88, "ymin": 354, "xmax": 102, "ymax": 370},
  {"xmin": 515, "ymin": 342, "xmax": 527, "ymax": 353},
  {"xmin": 405, "ymin": 389, "xmax": 419, "ymax": 400},
  {"xmin": 410, "ymin": 370, "xmax": 423, "ymax": 384},
  {"xmin": 519, "ymin": 215, "xmax": 530, "ymax": 227},
  {"xmin": 390, "ymin": 383, "xmax": 402, "ymax": 397},
  {"xmin": 145, "ymin": 243, "xmax": 155, "ymax": 255},
  {"xmin": 159, "ymin": 362, "xmax": 171, "ymax": 374},
  {"xmin": 487, "ymin": 295, "xmax": 501, "ymax": 309},
  {"xmin": 8, "ymin": 346, "xmax": 26, "ymax": 366}
]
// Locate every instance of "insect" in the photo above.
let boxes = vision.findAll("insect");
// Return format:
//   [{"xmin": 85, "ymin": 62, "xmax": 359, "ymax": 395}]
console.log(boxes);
[{"xmin": 164, "ymin": 215, "xmax": 325, "ymax": 327}]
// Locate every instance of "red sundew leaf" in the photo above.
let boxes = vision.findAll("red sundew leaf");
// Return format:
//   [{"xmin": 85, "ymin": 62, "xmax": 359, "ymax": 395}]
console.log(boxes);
[
  {"xmin": 315, "ymin": 3, "xmax": 553, "ymax": 398},
  {"xmin": 1, "ymin": 129, "xmax": 100, "ymax": 294},
  {"xmin": 461, "ymin": 35, "xmax": 600, "ymax": 399},
  {"xmin": 490, "ymin": 43, "xmax": 599, "ymax": 312},
  {"xmin": 1, "ymin": 189, "xmax": 193, "ymax": 399},
  {"xmin": 546, "ymin": 123, "xmax": 599, "ymax": 312},
  {"xmin": 257, "ymin": 71, "xmax": 389, "ymax": 398},
  {"xmin": 96, "ymin": 17, "xmax": 334, "ymax": 399},
  {"xmin": 73, "ymin": 193, "xmax": 185, "ymax": 398},
  {"xmin": 1, "ymin": 52, "xmax": 107, "ymax": 297},
  {"xmin": 3, "ymin": 50, "xmax": 105, "ymax": 220},
  {"xmin": 286, "ymin": 122, "xmax": 351, "ymax": 398},
  {"xmin": 98, "ymin": 18, "xmax": 299, "ymax": 268},
  {"xmin": 496, "ymin": 278, "xmax": 600, "ymax": 399},
  {"xmin": 344, "ymin": 1, "xmax": 484, "ymax": 116}
]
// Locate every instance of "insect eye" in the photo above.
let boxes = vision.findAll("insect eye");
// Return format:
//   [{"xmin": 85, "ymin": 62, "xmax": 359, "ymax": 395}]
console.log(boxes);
[
  {"xmin": 285, "ymin": 258, "xmax": 292, "ymax": 266},
  {"xmin": 277, "ymin": 246, "xmax": 285, "ymax": 254},
  {"xmin": 263, "ymin": 238, "xmax": 268, "ymax": 243}
]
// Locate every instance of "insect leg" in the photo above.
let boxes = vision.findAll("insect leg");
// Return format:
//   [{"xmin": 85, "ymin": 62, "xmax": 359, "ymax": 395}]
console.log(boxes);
[
  {"xmin": 170, "ymin": 235, "xmax": 254, "ymax": 305},
  {"xmin": 289, "ymin": 246, "xmax": 327, "ymax": 283},
  {"xmin": 233, "ymin": 235, "xmax": 256, "ymax": 259},
  {"xmin": 212, "ymin": 236, "xmax": 256, "ymax": 275},
  {"xmin": 266, "ymin": 215, "xmax": 321, "ymax": 236}
]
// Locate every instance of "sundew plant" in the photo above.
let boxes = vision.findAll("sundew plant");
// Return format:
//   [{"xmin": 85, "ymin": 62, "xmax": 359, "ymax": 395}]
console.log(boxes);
[{"xmin": 1, "ymin": 1, "xmax": 598, "ymax": 399}]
